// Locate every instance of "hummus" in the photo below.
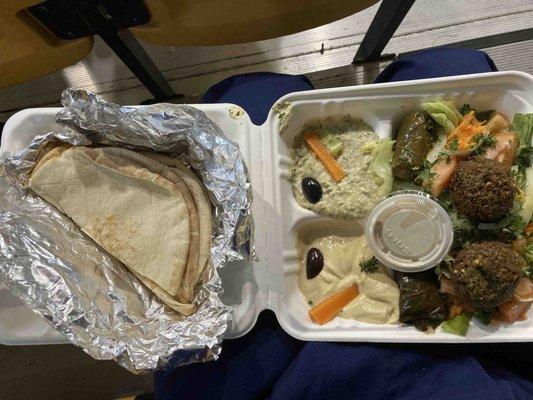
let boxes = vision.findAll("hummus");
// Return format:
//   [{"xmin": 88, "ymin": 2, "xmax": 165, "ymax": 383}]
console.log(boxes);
[
  {"xmin": 291, "ymin": 115, "xmax": 388, "ymax": 220},
  {"xmin": 297, "ymin": 233, "xmax": 399, "ymax": 325}
]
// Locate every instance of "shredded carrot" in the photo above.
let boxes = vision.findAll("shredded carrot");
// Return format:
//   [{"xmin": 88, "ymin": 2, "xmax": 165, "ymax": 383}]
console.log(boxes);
[
  {"xmin": 446, "ymin": 111, "xmax": 488, "ymax": 153},
  {"xmin": 309, "ymin": 284, "xmax": 359, "ymax": 325},
  {"xmin": 304, "ymin": 132, "xmax": 345, "ymax": 182}
]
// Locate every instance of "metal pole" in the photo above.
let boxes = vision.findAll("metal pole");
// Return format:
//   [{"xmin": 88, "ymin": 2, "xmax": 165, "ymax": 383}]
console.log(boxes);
[
  {"xmin": 74, "ymin": 1, "xmax": 176, "ymax": 100},
  {"xmin": 353, "ymin": 0, "xmax": 416, "ymax": 63},
  {"xmin": 29, "ymin": 0, "xmax": 178, "ymax": 101}
]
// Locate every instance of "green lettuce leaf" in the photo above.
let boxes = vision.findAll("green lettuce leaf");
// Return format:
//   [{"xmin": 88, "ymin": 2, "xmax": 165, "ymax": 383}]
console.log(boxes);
[
  {"xmin": 421, "ymin": 101, "xmax": 462, "ymax": 134},
  {"xmin": 511, "ymin": 114, "xmax": 533, "ymax": 223},
  {"xmin": 512, "ymin": 113, "xmax": 533, "ymax": 155},
  {"xmin": 441, "ymin": 312, "xmax": 472, "ymax": 336},
  {"xmin": 520, "ymin": 167, "xmax": 533, "ymax": 224},
  {"xmin": 362, "ymin": 139, "xmax": 394, "ymax": 195}
]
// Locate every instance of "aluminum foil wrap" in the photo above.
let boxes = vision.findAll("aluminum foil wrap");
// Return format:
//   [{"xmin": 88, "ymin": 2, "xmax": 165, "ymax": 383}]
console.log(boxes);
[{"xmin": 0, "ymin": 89, "xmax": 255, "ymax": 373}]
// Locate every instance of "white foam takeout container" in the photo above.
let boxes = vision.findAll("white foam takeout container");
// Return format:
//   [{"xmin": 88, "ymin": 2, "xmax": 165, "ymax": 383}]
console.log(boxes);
[{"xmin": 1, "ymin": 71, "xmax": 532, "ymax": 346}]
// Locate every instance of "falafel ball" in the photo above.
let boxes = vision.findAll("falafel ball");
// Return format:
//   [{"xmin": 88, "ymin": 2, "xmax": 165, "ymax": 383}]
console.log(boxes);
[
  {"xmin": 450, "ymin": 157, "xmax": 515, "ymax": 222},
  {"xmin": 451, "ymin": 241, "xmax": 523, "ymax": 309}
]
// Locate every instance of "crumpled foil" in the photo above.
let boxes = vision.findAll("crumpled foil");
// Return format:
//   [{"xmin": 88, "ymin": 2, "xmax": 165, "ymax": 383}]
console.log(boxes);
[{"xmin": 0, "ymin": 88, "xmax": 255, "ymax": 373}]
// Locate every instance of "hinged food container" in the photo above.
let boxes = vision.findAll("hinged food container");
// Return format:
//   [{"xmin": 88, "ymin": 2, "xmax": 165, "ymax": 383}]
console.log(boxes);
[{"xmin": 1, "ymin": 71, "xmax": 532, "ymax": 345}]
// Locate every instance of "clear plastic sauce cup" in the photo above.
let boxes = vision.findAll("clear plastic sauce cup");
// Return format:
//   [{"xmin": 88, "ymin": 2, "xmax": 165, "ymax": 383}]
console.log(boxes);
[{"xmin": 365, "ymin": 190, "xmax": 453, "ymax": 273}]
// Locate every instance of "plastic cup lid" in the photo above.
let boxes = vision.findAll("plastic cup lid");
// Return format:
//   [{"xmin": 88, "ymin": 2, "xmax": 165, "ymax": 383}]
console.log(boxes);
[{"xmin": 365, "ymin": 190, "xmax": 453, "ymax": 273}]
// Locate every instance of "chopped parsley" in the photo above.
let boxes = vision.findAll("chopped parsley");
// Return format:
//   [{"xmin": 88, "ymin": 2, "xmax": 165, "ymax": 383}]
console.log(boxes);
[
  {"xmin": 474, "ymin": 310, "xmax": 494, "ymax": 325},
  {"xmin": 475, "ymin": 110, "xmax": 495, "ymax": 122},
  {"xmin": 511, "ymin": 165, "xmax": 526, "ymax": 191},
  {"xmin": 470, "ymin": 133, "xmax": 496, "ymax": 155},
  {"xmin": 450, "ymin": 209, "xmax": 477, "ymax": 249},
  {"xmin": 460, "ymin": 104, "xmax": 472, "ymax": 115},
  {"xmin": 448, "ymin": 138, "xmax": 459, "ymax": 150},
  {"xmin": 414, "ymin": 159, "xmax": 436, "ymax": 187},
  {"xmin": 360, "ymin": 257, "xmax": 379, "ymax": 273},
  {"xmin": 515, "ymin": 146, "xmax": 533, "ymax": 170},
  {"xmin": 501, "ymin": 211, "xmax": 527, "ymax": 240},
  {"xmin": 459, "ymin": 103, "xmax": 495, "ymax": 121},
  {"xmin": 476, "ymin": 204, "xmax": 526, "ymax": 240}
]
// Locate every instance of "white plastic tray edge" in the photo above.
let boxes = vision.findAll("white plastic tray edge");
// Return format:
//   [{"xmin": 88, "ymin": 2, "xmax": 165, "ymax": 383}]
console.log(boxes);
[
  {"xmin": 263, "ymin": 70, "xmax": 533, "ymax": 343},
  {"xmin": 0, "ymin": 104, "xmax": 270, "ymax": 344}
]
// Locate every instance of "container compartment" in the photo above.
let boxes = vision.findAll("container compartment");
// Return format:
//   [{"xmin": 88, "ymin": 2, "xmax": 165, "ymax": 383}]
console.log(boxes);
[
  {"xmin": 265, "ymin": 71, "xmax": 533, "ymax": 342},
  {"xmin": 0, "ymin": 104, "xmax": 263, "ymax": 344}
]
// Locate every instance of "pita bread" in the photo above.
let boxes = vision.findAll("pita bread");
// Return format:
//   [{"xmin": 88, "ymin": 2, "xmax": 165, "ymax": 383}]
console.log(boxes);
[
  {"xmin": 131, "ymin": 270, "xmax": 197, "ymax": 316},
  {"xmin": 141, "ymin": 152, "xmax": 212, "ymax": 292},
  {"xmin": 95, "ymin": 147, "xmax": 201, "ymax": 303},
  {"xmin": 29, "ymin": 146, "xmax": 191, "ymax": 300},
  {"xmin": 32, "ymin": 145, "xmax": 69, "ymax": 174}
]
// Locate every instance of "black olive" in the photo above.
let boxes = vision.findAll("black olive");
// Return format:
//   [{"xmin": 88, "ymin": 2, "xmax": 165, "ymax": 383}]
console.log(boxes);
[
  {"xmin": 306, "ymin": 247, "xmax": 324, "ymax": 279},
  {"xmin": 301, "ymin": 177, "xmax": 322, "ymax": 203}
]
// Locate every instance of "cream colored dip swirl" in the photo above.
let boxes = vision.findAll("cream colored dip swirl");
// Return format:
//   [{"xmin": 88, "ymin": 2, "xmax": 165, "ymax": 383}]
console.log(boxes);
[{"xmin": 297, "ymin": 233, "xmax": 399, "ymax": 325}]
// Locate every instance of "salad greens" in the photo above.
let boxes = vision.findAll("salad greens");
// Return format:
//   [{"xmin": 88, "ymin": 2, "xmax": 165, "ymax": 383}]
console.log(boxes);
[
  {"xmin": 360, "ymin": 257, "xmax": 379, "ymax": 273},
  {"xmin": 460, "ymin": 103, "xmax": 495, "ymax": 122},
  {"xmin": 502, "ymin": 211, "xmax": 528, "ymax": 239},
  {"xmin": 474, "ymin": 204, "xmax": 526, "ymax": 240},
  {"xmin": 421, "ymin": 101, "xmax": 462, "ymax": 134},
  {"xmin": 438, "ymin": 194, "xmax": 477, "ymax": 249},
  {"xmin": 470, "ymin": 133, "xmax": 497, "ymax": 155},
  {"xmin": 511, "ymin": 114, "xmax": 533, "ymax": 223},
  {"xmin": 414, "ymin": 159, "xmax": 436, "ymax": 187},
  {"xmin": 460, "ymin": 103, "xmax": 473, "ymax": 115},
  {"xmin": 441, "ymin": 312, "xmax": 473, "ymax": 336},
  {"xmin": 512, "ymin": 113, "xmax": 533, "ymax": 167},
  {"xmin": 474, "ymin": 310, "xmax": 495, "ymax": 325},
  {"xmin": 362, "ymin": 139, "xmax": 394, "ymax": 193},
  {"xmin": 390, "ymin": 104, "xmax": 533, "ymax": 334},
  {"xmin": 435, "ymin": 254, "xmax": 454, "ymax": 278}
]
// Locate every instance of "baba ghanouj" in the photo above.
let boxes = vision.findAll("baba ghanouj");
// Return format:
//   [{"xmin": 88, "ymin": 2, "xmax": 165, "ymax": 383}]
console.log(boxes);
[{"xmin": 291, "ymin": 116, "xmax": 393, "ymax": 220}]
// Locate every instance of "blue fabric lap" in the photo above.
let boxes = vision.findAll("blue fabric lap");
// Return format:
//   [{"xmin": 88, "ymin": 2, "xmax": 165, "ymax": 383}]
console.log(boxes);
[
  {"xmin": 155, "ymin": 311, "xmax": 302, "ymax": 400},
  {"xmin": 270, "ymin": 343, "xmax": 514, "ymax": 400},
  {"xmin": 155, "ymin": 48, "xmax": 533, "ymax": 400},
  {"xmin": 374, "ymin": 47, "xmax": 498, "ymax": 83}
]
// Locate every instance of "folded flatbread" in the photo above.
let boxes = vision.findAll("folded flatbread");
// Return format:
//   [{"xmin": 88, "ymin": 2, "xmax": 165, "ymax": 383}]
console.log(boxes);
[
  {"xmin": 29, "ymin": 146, "xmax": 205, "ymax": 315},
  {"xmin": 95, "ymin": 147, "xmax": 201, "ymax": 303},
  {"xmin": 141, "ymin": 152, "xmax": 213, "ymax": 293}
]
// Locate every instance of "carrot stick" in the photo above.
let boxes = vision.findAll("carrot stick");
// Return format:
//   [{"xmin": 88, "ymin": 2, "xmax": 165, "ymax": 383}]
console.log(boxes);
[
  {"xmin": 309, "ymin": 284, "xmax": 359, "ymax": 325},
  {"xmin": 304, "ymin": 132, "xmax": 345, "ymax": 182}
]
